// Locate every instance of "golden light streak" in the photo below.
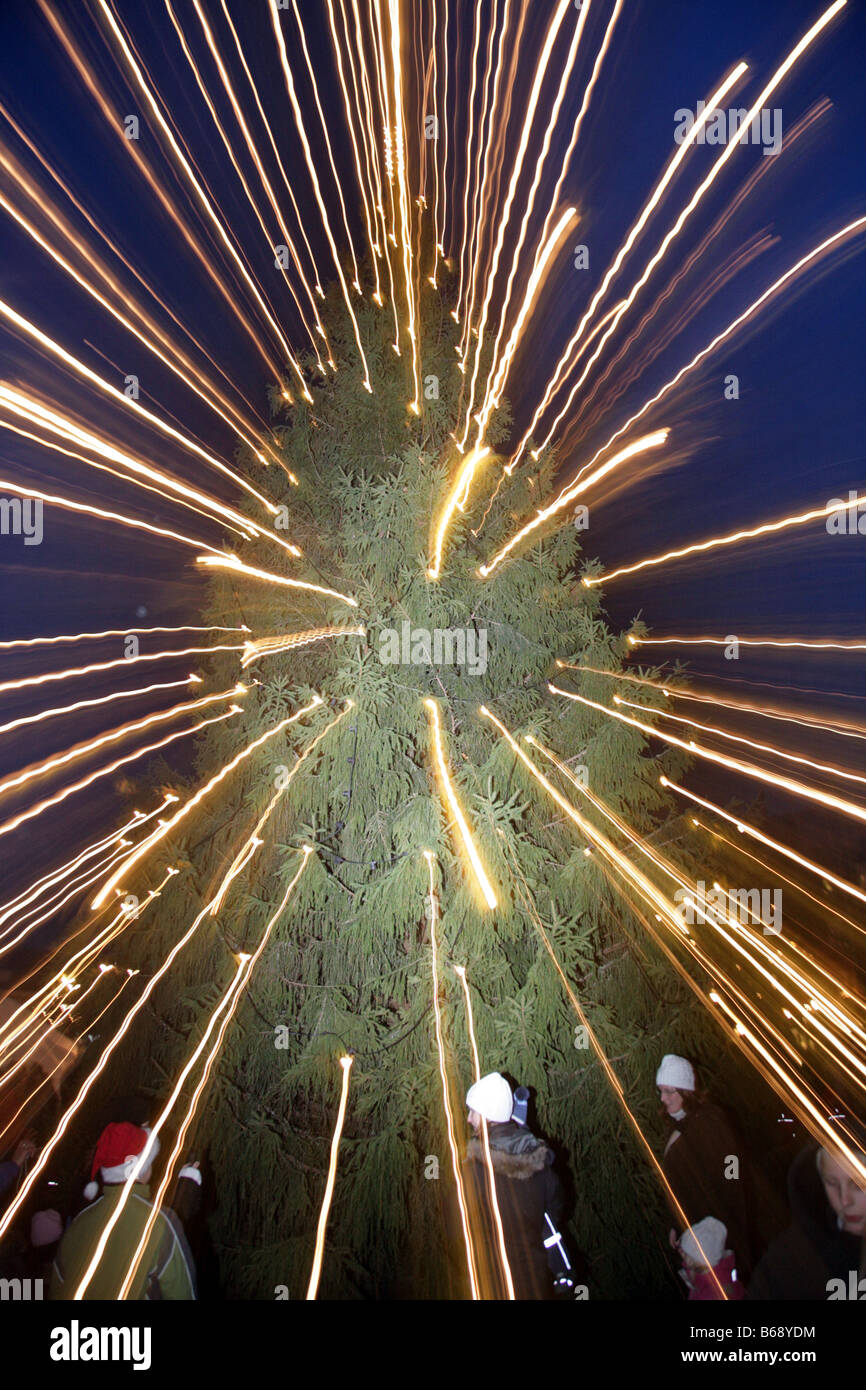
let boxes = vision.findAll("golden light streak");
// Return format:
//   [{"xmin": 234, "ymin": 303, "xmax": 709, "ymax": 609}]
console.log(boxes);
[
  {"xmin": 176, "ymin": 0, "xmax": 329, "ymax": 377},
  {"xmin": 289, "ymin": 0, "xmax": 362, "ymax": 294},
  {"xmin": 550, "ymin": 682, "xmax": 866, "ymax": 827},
  {"xmin": 464, "ymin": 2, "xmax": 591, "ymax": 445},
  {"xmin": 0, "ymin": 709, "xmax": 240, "ymax": 843},
  {"xmin": 268, "ymin": 0, "xmax": 373, "ymax": 392},
  {"xmin": 0, "ymin": 844, "xmax": 135, "ymax": 960},
  {"xmin": 0, "ymin": 625, "xmax": 246, "ymax": 651},
  {"xmin": 0, "ymin": 383, "xmax": 301, "ymax": 553},
  {"xmin": 558, "ymin": 661, "xmax": 866, "ymax": 744},
  {"xmin": 630, "ymin": 635, "xmax": 866, "ymax": 652},
  {"xmin": 0, "ymin": 297, "xmax": 283, "ymax": 513},
  {"xmin": 96, "ymin": 0, "xmax": 312, "ymax": 400},
  {"xmin": 240, "ymin": 626, "xmax": 366, "ymax": 669},
  {"xmin": 388, "ymin": 0, "xmax": 421, "ymax": 412},
  {"xmin": 584, "ymin": 491, "xmax": 866, "ymax": 587},
  {"xmin": 196, "ymin": 554, "xmax": 358, "ymax": 608},
  {"xmin": 614, "ymin": 693, "xmax": 866, "ymax": 793},
  {"xmin": 501, "ymin": 47, "xmax": 743, "ymax": 471},
  {"xmin": 509, "ymin": 213, "xmax": 866, "ymax": 505},
  {"xmin": 0, "ymin": 686, "xmax": 244, "ymax": 802},
  {"xmin": 517, "ymin": 5, "xmax": 848, "ymax": 467},
  {"xmin": 454, "ymin": 962, "xmax": 514, "ymax": 1300},
  {"xmin": 306, "ymin": 1053, "xmax": 355, "ymax": 1300},
  {"xmin": 0, "ymin": 975, "xmax": 132, "ymax": 1146},
  {"xmin": 0, "ymin": 645, "xmax": 244, "ymax": 699},
  {"xmin": 453, "ymin": 1, "xmax": 484, "ymax": 326},
  {"xmin": 428, "ymin": 444, "xmax": 490, "ymax": 579},
  {"xmin": 118, "ymin": 850, "xmax": 313, "ymax": 1298},
  {"xmin": 91, "ymin": 696, "xmax": 324, "ymax": 909},
  {"xmin": 0, "ymin": 974, "xmax": 104, "ymax": 1093},
  {"xmin": 494, "ymin": 718, "xmax": 866, "ymax": 1193},
  {"xmin": 424, "ymin": 698, "xmax": 497, "ymax": 910},
  {"xmin": 220, "ymin": 0, "xmax": 328, "ymax": 307},
  {"xmin": 0, "ymin": 148, "xmax": 297, "ymax": 462},
  {"xmin": 660, "ymin": 778, "xmax": 866, "ymax": 911},
  {"xmin": 499, "ymin": 834, "xmax": 725, "ymax": 1289},
  {"xmin": 473, "ymin": 207, "xmax": 578, "ymax": 441},
  {"xmin": 324, "ymin": 0, "xmax": 382, "ymax": 300},
  {"xmin": 0, "ymin": 806, "xmax": 157, "ymax": 930},
  {"xmin": 479, "ymin": 430, "xmax": 668, "ymax": 577},
  {"xmin": 424, "ymin": 854, "xmax": 479, "ymax": 1299}
]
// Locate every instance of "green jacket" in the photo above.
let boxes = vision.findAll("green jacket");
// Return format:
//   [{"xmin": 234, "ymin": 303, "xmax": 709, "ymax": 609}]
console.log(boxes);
[{"xmin": 50, "ymin": 1183, "xmax": 196, "ymax": 1300}]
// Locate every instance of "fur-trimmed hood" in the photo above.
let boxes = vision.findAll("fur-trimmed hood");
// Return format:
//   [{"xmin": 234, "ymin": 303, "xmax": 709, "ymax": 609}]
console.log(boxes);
[{"xmin": 466, "ymin": 1122, "xmax": 554, "ymax": 1180}]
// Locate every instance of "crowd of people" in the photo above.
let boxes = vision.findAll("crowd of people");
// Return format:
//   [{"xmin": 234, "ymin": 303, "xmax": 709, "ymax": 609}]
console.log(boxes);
[
  {"xmin": 1, "ymin": 1054, "xmax": 864, "ymax": 1300},
  {"xmin": 452, "ymin": 1056, "xmax": 866, "ymax": 1301}
]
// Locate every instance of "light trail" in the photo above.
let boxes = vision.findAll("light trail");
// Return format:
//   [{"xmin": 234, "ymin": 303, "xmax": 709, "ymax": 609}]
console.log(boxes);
[
  {"xmin": 479, "ymin": 431, "xmax": 668, "ymax": 577},
  {"xmin": 0, "ymin": 296, "xmax": 283, "ymax": 512},
  {"xmin": 453, "ymin": 1, "xmax": 483, "ymax": 327},
  {"xmin": 0, "ymin": 147, "xmax": 296, "ymax": 461},
  {"xmin": 306, "ymin": 1053, "xmax": 354, "ymax": 1299},
  {"xmin": 268, "ymin": 0, "xmax": 373, "ymax": 392},
  {"xmin": 505, "ymin": 214, "xmax": 866, "ymax": 511},
  {"xmin": 118, "ymin": 850, "xmax": 313, "ymax": 1298},
  {"xmin": 0, "ymin": 974, "xmax": 132, "ymax": 1145},
  {"xmin": 424, "ymin": 854, "xmax": 479, "ymax": 1298},
  {"xmin": 0, "ymin": 709, "xmax": 241, "ymax": 842},
  {"xmin": 289, "ymin": 0, "xmax": 362, "ymax": 294},
  {"xmin": 629, "ymin": 635, "xmax": 866, "ymax": 652},
  {"xmin": 660, "ymin": 778, "xmax": 866, "ymax": 911},
  {"xmin": 0, "ymin": 625, "xmax": 246, "ymax": 652},
  {"xmin": 240, "ymin": 626, "xmax": 366, "ymax": 669},
  {"xmin": 388, "ymin": 0, "xmax": 421, "ymax": 413},
  {"xmin": 506, "ymin": 60, "xmax": 747, "ymax": 469},
  {"xmin": 463, "ymin": 2, "xmax": 591, "ymax": 445},
  {"xmin": 95, "ymin": 0, "xmax": 312, "ymax": 400},
  {"xmin": 0, "ymin": 844, "xmax": 135, "ymax": 961},
  {"xmin": 557, "ymin": 662, "xmax": 866, "ymax": 743},
  {"xmin": 613, "ymin": 693, "xmax": 866, "ymax": 793},
  {"xmin": 549, "ymin": 683, "xmax": 866, "ymax": 827},
  {"xmin": 0, "ymin": 686, "xmax": 244, "ymax": 802},
  {"xmin": 163, "ymin": 0, "xmax": 328, "ymax": 378},
  {"xmin": 454, "ymin": 962, "xmax": 514, "ymax": 1300},
  {"xmin": 424, "ymin": 698, "xmax": 497, "ymax": 910},
  {"xmin": 428, "ymin": 444, "xmax": 490, "ymax": 579},
  {"xmin": 324, "ymin": 0, "xmax": 382, "ymax": 299},
  {"xmin": 91, "ymin": 696, "xmax": 324, "ymax": 909},
  {"xmin": 0, "ymin": 383, "xmax": 300, "ymax": 552},
  {"xmin": 0, "ymin": 645, "xmax": 246, "ymax": 699},
  {"xmin": 583, "ymin": 491, "xmax": 866, "ymax": 587},
  {"xmin": 196, "ymin": 554, "xmax": 358, "ymax": 607}
]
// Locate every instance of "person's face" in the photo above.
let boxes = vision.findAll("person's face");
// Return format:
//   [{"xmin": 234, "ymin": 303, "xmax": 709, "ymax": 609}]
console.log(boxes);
[
  {"xmin": 467, "ymin": 1109, "xmax": 481, "ymax": 1132},
  {"xmin": 658, "ymin": 1086, "xmax": 683, "ymax": 1116},
  {"xmin": 820, "ymin": 1151, "xmax": 866, "ymax": 1235}
]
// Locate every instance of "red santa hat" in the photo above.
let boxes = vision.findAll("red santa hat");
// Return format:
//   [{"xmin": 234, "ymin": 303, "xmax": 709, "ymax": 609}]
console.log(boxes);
[{"xmin": 83, "ymin": 1121, "xmax": 160, "ymax": 1201}]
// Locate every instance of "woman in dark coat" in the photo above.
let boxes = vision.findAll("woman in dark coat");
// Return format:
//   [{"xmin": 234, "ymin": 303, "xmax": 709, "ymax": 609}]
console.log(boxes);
[
  {"xmin": 656, "ymin": 1053, "xmax": 753, "ymax": 1279},
  {"xmin": 747, "ymin": 1143, "xmax": 866, "ymax": 1300}
]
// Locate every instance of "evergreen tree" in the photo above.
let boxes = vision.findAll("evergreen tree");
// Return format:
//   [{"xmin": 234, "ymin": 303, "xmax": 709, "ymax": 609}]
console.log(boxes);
[{"xmin": 96, "ymin": 274, "xmax": 721, "ymax": 1300}]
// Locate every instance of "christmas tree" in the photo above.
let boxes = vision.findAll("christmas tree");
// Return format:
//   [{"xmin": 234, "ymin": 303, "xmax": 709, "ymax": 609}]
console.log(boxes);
[{"xmin": 95, "ymin": 274, "xmax": 717, "ymax": 1300}]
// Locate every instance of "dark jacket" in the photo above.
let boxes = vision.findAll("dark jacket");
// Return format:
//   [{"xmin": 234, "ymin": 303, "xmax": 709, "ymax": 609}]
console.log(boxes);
[
  {"xmin": 663, "ymin": 1102, "xmax": 752, "ymax": 1276},
  {"xmin": 454, "ymin": 1121, "xmax": 564, "ymax": 1300},
  {"xmin": 747, "ymin": 1145, "xmax": 864, "ymax": 1300}
]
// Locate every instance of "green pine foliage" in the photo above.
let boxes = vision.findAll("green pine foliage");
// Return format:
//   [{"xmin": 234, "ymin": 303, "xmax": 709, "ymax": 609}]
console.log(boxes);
[{"xmin": 93, "ymin": 271, "xmax": 724, "ymax": 1300}]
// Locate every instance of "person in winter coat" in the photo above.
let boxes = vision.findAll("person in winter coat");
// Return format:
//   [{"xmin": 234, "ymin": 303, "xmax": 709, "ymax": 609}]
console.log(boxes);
[
  {"xmin": 50, "ymin": 1121, "xmax": 197, "ymax": 1300},
  {"xmin": 455, "ymin": 1072, "xmax": 565, "ymax": 1300},
  {"xmin": 656, "ymin": 1053, "xmax": 753, "ymax": 1277},
  {"xmin": 676, "ymin": 1216, "xmax": 744, "ymax": 1301},
  {"xmin": 747, "ymin": 1142, "xmax": 866, "ymax": 1300}
]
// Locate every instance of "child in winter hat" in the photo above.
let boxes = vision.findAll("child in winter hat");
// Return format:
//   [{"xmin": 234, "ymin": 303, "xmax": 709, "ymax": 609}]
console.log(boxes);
[{"xmin": 678, "ymin": 1217, "xmax": 744, "ymax": 1301}]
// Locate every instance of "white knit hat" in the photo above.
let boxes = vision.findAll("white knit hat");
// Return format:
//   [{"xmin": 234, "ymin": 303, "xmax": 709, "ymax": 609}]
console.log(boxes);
[
  {"xmin": 466, "ymin": 1072, "xmax": 513, "ymax": 1123},
  {"xmin": 680, "ymin": 1217, "xmax": 727, "ymax": 1268},
  {"xmin": 656, "ymin": 1054, "xmax": 696, "ymax": 1092}
]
